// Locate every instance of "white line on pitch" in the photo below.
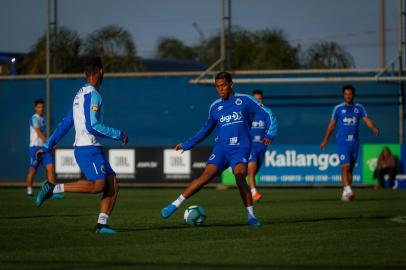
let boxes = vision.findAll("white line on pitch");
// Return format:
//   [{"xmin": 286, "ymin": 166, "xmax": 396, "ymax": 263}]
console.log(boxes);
[{"xmin": 389, "ymin": 216, "xmax": 406, "ymax": 224}]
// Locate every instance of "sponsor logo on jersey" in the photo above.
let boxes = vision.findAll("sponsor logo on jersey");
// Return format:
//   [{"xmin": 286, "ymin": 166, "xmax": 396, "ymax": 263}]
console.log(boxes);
[
  {"xmin": 252, "ymin": 120, "xmax": 265, "ymax": 128},
  {"xmin": 341, "ymin": 109, "xmax": 346, "ymax": 114},
  {"xmin": 219, "ymin": 111, "xmax": 243, "ymax": 123},
  {"xmin": 209, "ymin": 154, "xmax": 216, "ymax": 160},
  {"xmin": 343, "ymin": 116, "xmax": 357, "ymax": 125},
  {"xmin": 340, "ymin": 154, "xmax": 345, "ymax": 160},
  {"xmin": 217, "ymin": 105, "xmax": 223, "ymax": 111},
  {"xmin": 229, "ymin": 137, "xmax": 239, "ymax": 145}
]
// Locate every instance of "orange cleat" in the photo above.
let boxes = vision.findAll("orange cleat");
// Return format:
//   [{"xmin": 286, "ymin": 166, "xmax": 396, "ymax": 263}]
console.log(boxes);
[{"xmin": 252, "ymin": 192, "xmax": 263, "ymax": 202}]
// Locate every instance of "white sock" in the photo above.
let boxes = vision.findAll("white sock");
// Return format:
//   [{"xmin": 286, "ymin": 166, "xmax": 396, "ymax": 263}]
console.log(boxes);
[
  {"xmin": 246, "ymin": 206, "xmax": 256, "ymax": 220},
  {"xmin": 97, "ymin": 213, "xmax": 109, "ymax": 225},
  {"xmin": 251, "ymin": 188, "xmax": 257, "ymax": 195},
  {"xmin": 344, "ymin": 186, "xmax": 352, "ymax": 194},
  {"xmin": 53, "ymin": 184, "xmax": 64, "ymax": 194},
  {"xmin": 172, "ymin": 194, "xmax": 186, "ymax": 208},
  {"xmin": 27, "ymin": 187, "xmax": 33, "ymax": 195}
]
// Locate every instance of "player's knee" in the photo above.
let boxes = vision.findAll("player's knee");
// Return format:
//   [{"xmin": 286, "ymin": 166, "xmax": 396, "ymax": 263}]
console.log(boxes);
[
  {"xmin": 92, "ymin": 180, "xmax": 105, "ymax": 193},
  {"xmin": 234, "ymin": 173, "xmax": 245, "ymax": 183}
]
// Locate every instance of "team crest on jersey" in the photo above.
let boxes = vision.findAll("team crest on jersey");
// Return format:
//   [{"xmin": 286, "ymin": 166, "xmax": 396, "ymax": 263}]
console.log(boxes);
[
  {"xmin": 340, "ymin": 154, "xmax": 345, "ymax": 161},
  {"xmin": 235, "ymin": 98, "xmax": 242, "ymax": 105},
  {"xmin": 354, "ymin": 108, "xmax": 359, "ymax": 114},
  {"xmin": 217, "ymin": 105, "xmax": 223, "ymax": 111},
  {"xmin": 341, "ymin": 109, "xmax": 346, "ymax": 114},
  {"xmin": 91, "ymin": 105, "xmax": 99, "ymax": 111},
  {"xmin": 209, "ymin": 154, "xmax": 215, "ymax": 160}
]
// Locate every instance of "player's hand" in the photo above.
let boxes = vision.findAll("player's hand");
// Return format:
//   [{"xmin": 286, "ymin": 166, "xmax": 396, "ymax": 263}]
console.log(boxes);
[
  {"xmin": 320, "ymin": 139, "xmax": 328, "ymax": 150},
  {"xmin": 372, "ymin": 127, "xmax": 380, "ymax": 136},
  {"xmin": 262, "ymin": 138, "xmax": 272, "ymax": 145},
  {"xmin": 35, "ymin": 149, "xmax": 44, "ymax": 160},
  {"xmin": 175, "ymin": 143, "xmax": 185, "ymax": 153},
  {"xmin": 122, "ymin": 132, "xmax": 128, "ymax": 145}
]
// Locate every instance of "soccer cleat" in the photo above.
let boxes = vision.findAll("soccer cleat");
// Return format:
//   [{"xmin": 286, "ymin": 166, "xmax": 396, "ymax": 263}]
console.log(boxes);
[
  {"xmin": 341, "ymin": 191, "xmax": 355, "ymax": 202},
  {"xmin": 252, "ymin": 192, "xmax": 263, "ymax": 202},
  {"xmin": 51, "ymin": 193, "xmax": 65, "ymax": 199},
  {"xmin": 248, "ymin": 217, "xmax": 261, "ymax": 227},
  {"xmin": 36, "ymin": 181, "xmax": 55, "ymax": 207},
  {"xmin": 26, "ymin": 193, "xmax": 34, "ymax": 200},
  {"xmin": 161, "ymin": 204, "xmax": 178, "ymax": 219},
  {"xmin": 95, "ymin": 223, "xmax": 117, "ymax": 234}
]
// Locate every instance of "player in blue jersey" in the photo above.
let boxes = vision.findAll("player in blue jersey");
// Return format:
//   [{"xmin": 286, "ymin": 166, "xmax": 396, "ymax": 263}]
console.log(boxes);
[
  {"xmin": 25, "ymin": 99, "xmax": 57, "ymax": 199},
  {"xmin": 320, "ymin": 85, "xmax": 379, "ymax": 201},
  {"xmin": 248, "ymin": 90, "xmax": 276, "ymax": 202},
  {"xmin": 35, "ymin": 57, "xmax": 128, "ymax": 233},
  {"xmin": 161, "ymin": 72, "xmax": 278, "ymax": 226}
]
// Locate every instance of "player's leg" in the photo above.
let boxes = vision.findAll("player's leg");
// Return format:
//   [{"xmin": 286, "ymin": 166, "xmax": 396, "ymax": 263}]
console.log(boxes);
[
  {"xmin": 26, "ymin": 147, "xmax": 40, "ymax": 198},
  {"xmin": 248, "ymin": 148, "xmax": 264, "ymax": 202},
  {"xmin": 95, "ymin": 173, "xmax": 119, "ymax": 234},
  {"xmin": 25, "ymin": 167, "xmax": 37, "ymax": 198},
  {"xmin": 161, "ymin": 164, "xmax": 218, "ymax": 219},
  {"xmin": 232, "ymin": 148, "xmax": 260, "ymax": 226},
  {"xmin": 341, "ymin": 165, "xmax": 355, "ymax": 201}
]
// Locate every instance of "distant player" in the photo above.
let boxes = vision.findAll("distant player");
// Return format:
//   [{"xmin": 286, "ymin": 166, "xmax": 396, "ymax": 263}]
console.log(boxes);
[
  {"xmin": 35, "ymin": 57, "xmax": 128, "ymax": 233},
  {"xmin": 161, "ymin": 72, "xmax": 278, "ymax": 226},
  {"xmin": 320, "ymin": 85, "xmax": 379, "ymax": 201},
  {"xmin": 26, "ymin": 99, "xmax": 59, "ymax": 199},
  {"xmin": 248, "ymin": 90, "xmax": 276, "ymax": 201}
]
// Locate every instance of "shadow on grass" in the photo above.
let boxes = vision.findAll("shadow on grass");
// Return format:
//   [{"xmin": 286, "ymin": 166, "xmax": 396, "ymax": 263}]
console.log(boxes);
[
  {"xmin": 1, "ymin": 260, "xmax": 405, "ymax": 270},
  {"xmin": 118, "ymin": 222, "xmax": 248, "ymax": 232},
  {"xmin": 0, "ymin": 213, "xmax": 93, "ymax": 220}
]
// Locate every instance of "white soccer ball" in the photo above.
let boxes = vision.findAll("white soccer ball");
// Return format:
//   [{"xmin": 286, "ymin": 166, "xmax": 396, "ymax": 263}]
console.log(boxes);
[{"xmin": 184, "ymin": 205, "xmax": 206, "ymax": 226}]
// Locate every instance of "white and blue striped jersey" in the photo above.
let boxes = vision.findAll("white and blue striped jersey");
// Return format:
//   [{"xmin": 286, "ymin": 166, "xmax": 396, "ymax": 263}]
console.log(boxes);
[
  {"xmin": 43, "ymin": 83, "xmax": 124, "ymax": 150},
  {"xmin": 30, "ymin": 113, "xmax": 47, "ymax": 147}
]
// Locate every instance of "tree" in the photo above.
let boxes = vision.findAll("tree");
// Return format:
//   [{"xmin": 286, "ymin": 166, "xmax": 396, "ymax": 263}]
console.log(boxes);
[
  {"xmin": 83, "ymin": 25, "xmax": 138, "ymax": 72},
  {"xmin": 304, "ymin": 41, "xmax": 355, "ymax": 69},
  {"xmin": 20, "ymin": 27, "xmax": 82, "ymax": 74},
  {"xmin": 157, "ymin": 37, "xmax": 196, "ymax": 60}
]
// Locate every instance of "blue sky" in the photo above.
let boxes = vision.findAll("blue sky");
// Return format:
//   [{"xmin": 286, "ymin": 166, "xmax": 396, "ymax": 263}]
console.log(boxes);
[{"xmin": 0, "ymin": 0, "xmax": 400, "ymax": 68}]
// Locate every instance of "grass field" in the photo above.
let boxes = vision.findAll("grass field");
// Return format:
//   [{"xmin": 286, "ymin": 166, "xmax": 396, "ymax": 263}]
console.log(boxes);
[{"xmin": 1, "ymin": 187, "xmax": 406, "ymax": 270}]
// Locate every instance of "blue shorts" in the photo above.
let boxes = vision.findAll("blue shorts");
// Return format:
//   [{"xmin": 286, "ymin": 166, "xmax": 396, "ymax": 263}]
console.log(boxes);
[
  {"xmin": 29, "ymin": 146, "xmax": 53, "ymax": 169},
  {"xmin": 74, "ymin": 146, "xmax": 115, "ymax": 181},
  {"xmin": 248, "ymin": 144, "xmax": 267, "ymax": 170},
  {"xmin": 337, "ymin": 144, "xmax": 359, "ymax": 166},
  {"xmin": 207, "ymin": 145, "xmax": 250, "ymax": 173}
]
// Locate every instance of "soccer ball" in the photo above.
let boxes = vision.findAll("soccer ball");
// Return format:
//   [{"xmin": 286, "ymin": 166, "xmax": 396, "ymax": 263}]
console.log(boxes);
[{"xmin": 184, "ymin": 205, "xmax": 206, "ymax": 225}]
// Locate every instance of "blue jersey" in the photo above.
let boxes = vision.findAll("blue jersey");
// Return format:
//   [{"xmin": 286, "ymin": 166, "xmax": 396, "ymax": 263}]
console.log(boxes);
[
  {"xmin": 250, "ymin": 105, "xmax": 275, "ymax": 146},
  {"xmin": 331, "ymin": 102, "xmax": 367, "ymax": 145},
  {"xmin": 182, "ymin": 93, "xmax": 278, "ymax": 150},
  {"xmin": 43, "ymin": 83, "xmax": 124, "ymax": 151}
]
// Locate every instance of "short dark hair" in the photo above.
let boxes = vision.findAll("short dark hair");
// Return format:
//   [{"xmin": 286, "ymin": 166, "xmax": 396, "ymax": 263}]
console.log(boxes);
[
  {"xmin": 342, "ymin": 85, "xmax": 355, "ymax": 94},
  {"xmin": 252, "ymin": 89, "xmax": 263, "ymax": 96},
  {"xmin": 34, "ymin": 99, "xmax": 44, "ymax": 106},
  {"xmin": 215, "ymin": 71, "xmax": 232, "ymax": 83},
  {"xmin": 84, "ymin": 57, "xmax": 103, "ymax": 77}
]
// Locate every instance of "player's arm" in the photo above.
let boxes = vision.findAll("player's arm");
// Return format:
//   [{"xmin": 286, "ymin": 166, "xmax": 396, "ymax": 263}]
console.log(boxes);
[
  {"xmin": 36, "ymin": 109, "xmax": 74, "ymax": 159},
  {"xmin": 85, "ymin": 91, "xmax": 128, "ymax": 144},
  {"xmin": 320, "ymin": 119, "xmax": 336, "ymax": 150},
  {"xmin": 363, "ymin": 117, "xmax": 380, "ymax": 136},
  {"xmin": 31, "ymin": 116, "xmax": 48, "ymax": 142},
  {"xmin": 177, "ymin": 110, "xmax": 217, "ymax": 151},
  {"xmin": 244, "ymin": 95, "xmax": 278, "ymax": 145}
]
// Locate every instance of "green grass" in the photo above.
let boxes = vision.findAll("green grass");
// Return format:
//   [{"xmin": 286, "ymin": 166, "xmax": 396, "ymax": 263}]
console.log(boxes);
[{"xmin": 1, "ymin": 187, "xmax": 406, "ymax": 270}]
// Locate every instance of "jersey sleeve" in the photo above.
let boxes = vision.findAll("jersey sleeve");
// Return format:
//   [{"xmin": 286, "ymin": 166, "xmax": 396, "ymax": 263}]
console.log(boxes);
[
  {"xmin": 43, "ymin": 109, "xmax": 73, "ymax": 151},
  {"xmin": 182, "ymin": 108, "xmax": 217, "ymax": 151},
  {"xmin": 358, "ymin": 104, "xmax": 368, "ymax": 118},
  {"xmin": 243, "ymin": 95, "xmax": 278, "ymax": 141},
  {"xmin": 31, "ymin": 115, "xmax": 40, "ymax": 129},
  {"xmin": 331, "ymin": 106, "xmax": 339, "ymax": 121},
  {"xmin": 84, "ymin": 91, "xmax": 124, "ymax": 141}
]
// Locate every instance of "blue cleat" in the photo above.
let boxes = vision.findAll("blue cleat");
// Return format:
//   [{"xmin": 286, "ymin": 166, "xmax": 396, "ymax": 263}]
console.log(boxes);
[
  {"xmin": 36, "ymin": 181, "xmax": 55, "ymax": 207},
  {"xmin": 161, "ymin": 204, "xmax": 178, "ymax": 219},
  {"xmin": 248, "ymin": 217, "xmax": 261, "ymax": 227},
  {"xmin": 95, "ymin": 223, "xmax": 117, "ymax": 234},
  {"xmin": 51, "ymin": 193, "xmax": 65, "ymax": 199}
]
